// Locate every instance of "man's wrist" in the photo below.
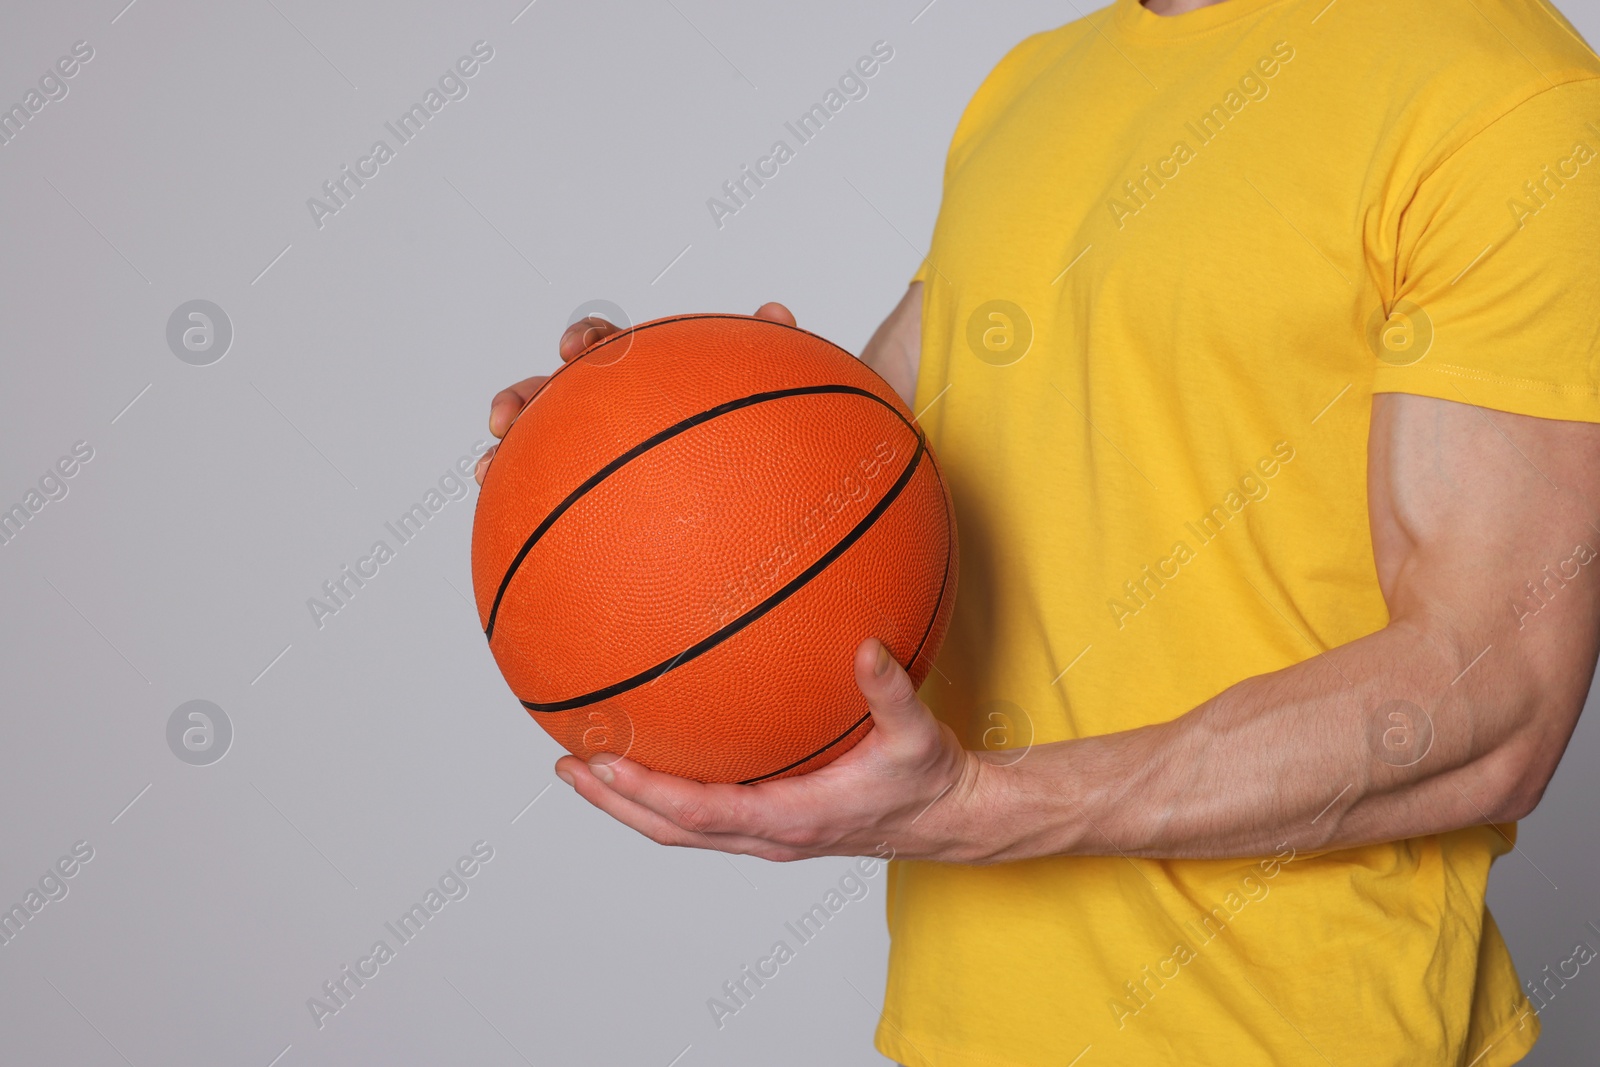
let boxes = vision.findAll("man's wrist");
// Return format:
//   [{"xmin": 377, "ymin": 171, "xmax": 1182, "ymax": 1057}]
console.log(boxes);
[{"xmin": 945, "ymin": 743, "xmax": 1091, "ymax": 864}]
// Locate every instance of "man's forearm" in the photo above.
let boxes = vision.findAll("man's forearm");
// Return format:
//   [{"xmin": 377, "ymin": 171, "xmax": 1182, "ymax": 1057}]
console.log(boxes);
[{"xmin": 960, "ymin": 617, "xmax": 1576, "ymax": 864}]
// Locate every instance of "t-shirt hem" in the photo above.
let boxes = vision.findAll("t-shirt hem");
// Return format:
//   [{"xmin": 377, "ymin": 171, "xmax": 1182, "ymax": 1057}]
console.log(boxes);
[
  {"xmin": 1372, "ymin": 361, "xmax": 1600, "ymax": 424},
  {"xmin": 876, "ymin": 1024, "xmax": 1050, "ymax": 1067},
  {"xmin": 874, "ymin": 1009, "xmax": 1540, "ymax": 1067},
  {"xmin": 1469, "ymin": 1008, "xmax": 1540, "ymax": 1067}
]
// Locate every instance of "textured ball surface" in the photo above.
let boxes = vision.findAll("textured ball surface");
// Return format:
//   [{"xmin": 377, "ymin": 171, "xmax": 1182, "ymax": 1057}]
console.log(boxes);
[{"xmin": 472, "ymin": 313, "xmax": 957, "ymax": 784}]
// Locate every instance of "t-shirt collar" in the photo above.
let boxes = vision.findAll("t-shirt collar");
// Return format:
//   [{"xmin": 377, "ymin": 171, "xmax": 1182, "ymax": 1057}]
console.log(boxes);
[{"xmin": 1111, "ymin": 0, "xmax": 1294, "ymax": 40}]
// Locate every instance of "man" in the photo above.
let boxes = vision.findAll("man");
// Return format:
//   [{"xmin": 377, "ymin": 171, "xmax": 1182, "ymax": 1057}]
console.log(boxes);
[{"xmin": 478, "ymin": 0, "xmax": 1600, "ymax": 1061}]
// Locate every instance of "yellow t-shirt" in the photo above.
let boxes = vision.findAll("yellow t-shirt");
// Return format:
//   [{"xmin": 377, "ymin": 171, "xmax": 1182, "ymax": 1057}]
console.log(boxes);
[{"xmin": 885, "ymin": 0, "xmax": 1600, "ymax": 1064}]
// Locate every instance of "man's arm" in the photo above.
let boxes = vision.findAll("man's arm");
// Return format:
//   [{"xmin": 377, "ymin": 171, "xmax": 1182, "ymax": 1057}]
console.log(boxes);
[
  {"xmin": 859, "ymin": 283, "xmax": 922, "ymax": 407},
  {"xmin": 980, "ymin": 393, "xmax": 1600, "ymax": 861},
  {"xmin": 550, "ymin": 312, "xmax": 1600, "ymax": 865}
]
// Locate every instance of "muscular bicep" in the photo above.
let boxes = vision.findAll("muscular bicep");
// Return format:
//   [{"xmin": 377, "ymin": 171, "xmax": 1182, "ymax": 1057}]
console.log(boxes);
[
  {"xmin": 1369, "ymin": 394, "xmax": 1600, "ymax": 621},
  {"xmin": 1368, "ymin": 393, "xmax": 1600, "ymax": 804}
]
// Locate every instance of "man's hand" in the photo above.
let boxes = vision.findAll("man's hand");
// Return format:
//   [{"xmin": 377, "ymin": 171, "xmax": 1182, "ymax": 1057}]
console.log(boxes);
[
  {"xmin": 554, "ymin": 638, "xmax": 998, "ymax": 863},
  {"xmin": 477, "ymin": 288, "xmax": 948, "ymax": 862},
  {"xmin": 474, "ymin": 301, "xmax": 799, "ymax": 485}
]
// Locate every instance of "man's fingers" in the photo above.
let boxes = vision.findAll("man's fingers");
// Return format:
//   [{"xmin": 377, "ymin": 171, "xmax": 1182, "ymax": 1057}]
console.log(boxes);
[
  {"xmin": 854, "ymin": 638, "xmax": 928, "ymax": 736},
  {"xmin": 585, "ymin": 754, "xmax": 827, "ymax": 852},
  {"xmin": 560, "ymin": 310, "xmax": 790, "ymax": 361},
  {"xmin": 753, "ymin": 302, "xmax": 797, "ymax": 327},
  {"xmin": 488, "ymin": 317, "xmax": 622, "ymax": 440},
  {"xmin": 559, "ymin": 758, "xmax": 707, "ymax": 847},
  {"xmin": 586, "ymin": 755, "xmax": 772, "ymax": 837},
  {"xmin": 559, "ymin": 316, "xmax": 623, "ymax": 362},
  {"xmin": 488, "ymin": 375, "xmax": 549, "ymax": 439},
  {"xmin": 558, "ymin": 757, "xmax": 808, "ymax": 859},
  {"xmin": 473, "ymin": 443, "xmax": 498, "ymax": 485},
  {"xmin": 484, "ymin": 302, "xmax": 799, "ymax": 496}
]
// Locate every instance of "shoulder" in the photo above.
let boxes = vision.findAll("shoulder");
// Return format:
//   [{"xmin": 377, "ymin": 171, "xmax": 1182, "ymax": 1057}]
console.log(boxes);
[
  {"xmin": 1299, "ymin": 0, "xmax": 1600, "ymax": 193},
  {"xmin": 942, "ymin": 16, "xmax": 1099, "ymax": 170},
  {"xmin": 1326, "ymin": 0, "xmax": 1600, "ymax": 122}
]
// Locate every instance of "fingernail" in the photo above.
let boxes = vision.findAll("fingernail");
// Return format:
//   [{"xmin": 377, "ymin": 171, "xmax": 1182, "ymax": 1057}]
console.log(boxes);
[
  {"xmin": 589, "ymin": 757, "xmax": 616, "ymax": 784},
  {"xmin": 556, "ymin": 768, "xmax": 574, "ymax": 788},
  {"xmin": 875, "ymin": 642, "xmax": 893, "ymax": 676}
]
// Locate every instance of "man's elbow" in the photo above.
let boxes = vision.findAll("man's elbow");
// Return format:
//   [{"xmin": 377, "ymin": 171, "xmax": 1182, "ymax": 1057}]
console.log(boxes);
[
  {"xmin": 1478, "ymin": 716, "xmax": 1574, "ymax": 823},
  {"xmin": 1489, "ymin": 770, "xmax": 1548, "ymax": 823}
]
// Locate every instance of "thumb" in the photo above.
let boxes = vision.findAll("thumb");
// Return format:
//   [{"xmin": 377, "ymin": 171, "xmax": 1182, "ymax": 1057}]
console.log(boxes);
[{"xmin": 854, "ymin": 638, "xmax": 926, "ymax": 734}]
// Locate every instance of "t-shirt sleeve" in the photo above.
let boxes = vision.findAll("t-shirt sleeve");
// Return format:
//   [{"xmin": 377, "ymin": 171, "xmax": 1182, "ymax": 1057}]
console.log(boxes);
[{"xmin": 1375, "ymin": 77, "xmax": 1600, "ymax": 423}]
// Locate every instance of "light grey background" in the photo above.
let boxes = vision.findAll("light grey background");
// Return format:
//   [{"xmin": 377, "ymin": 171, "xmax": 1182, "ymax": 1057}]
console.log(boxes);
[{"xmin": 0, "ymin": 1, "xmax": 1596, "ymax": 1064}]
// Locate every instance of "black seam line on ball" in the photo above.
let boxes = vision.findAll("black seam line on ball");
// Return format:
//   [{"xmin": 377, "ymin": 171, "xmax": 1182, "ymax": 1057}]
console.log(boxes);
[
  {"xmin": 483, "ymin": 383, "xmax": 913, "ymax": 642},
  {"xmin": 492, "ymin": 314, "xmax": 873, "ymax": 454},
  {"xmin": 740, "ymin": 460, "xmax": 951, "ymax": 785},
  {"xmin": 738, "ymin": 711, "xmax": 873, "ymax": 785},
  {"xmin": 483, "ymin": 313, "xmax": 908, "ymax": 503},
  {"xmin": 516, "ymin": 436, "xmax": 927, "ymax": 713},
  {"xmin": 908, "ymin": 468, "xmax": 955, "ymax": 670}
]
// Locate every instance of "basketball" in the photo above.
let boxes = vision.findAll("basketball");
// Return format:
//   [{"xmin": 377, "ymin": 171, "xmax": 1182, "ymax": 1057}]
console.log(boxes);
[{"xmin": 471, "ymin": 313, "xmax": 957, "ymax": 784}]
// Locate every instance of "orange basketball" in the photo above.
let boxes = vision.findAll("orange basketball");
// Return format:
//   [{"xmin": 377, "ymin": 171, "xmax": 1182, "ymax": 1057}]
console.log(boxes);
[{"xmin": 471, "ymin": 313, "xmax": 957, "ymax": 784}]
